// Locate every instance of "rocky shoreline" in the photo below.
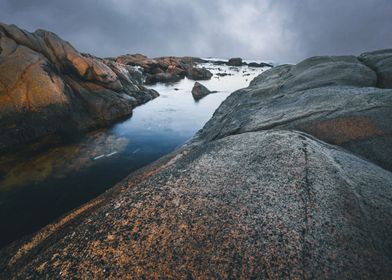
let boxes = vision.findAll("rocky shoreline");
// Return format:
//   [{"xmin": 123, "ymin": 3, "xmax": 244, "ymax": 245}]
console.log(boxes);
[
  {"xmin": 0, "ymin": 23, "xmax": 160, "ymax": 152},
  {"xmin": 0, "ymin": 23, "xmax": 272, "ymax": 154},
  {"xmin": 1, "ymin": 48, "xmax": 391, "ymax": 278}
]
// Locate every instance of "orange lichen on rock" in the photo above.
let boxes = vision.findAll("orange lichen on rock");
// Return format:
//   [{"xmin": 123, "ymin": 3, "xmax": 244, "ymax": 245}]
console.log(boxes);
[{"xmin": 302, "ymin": 117, "xmax": 384, "ymax": 144}]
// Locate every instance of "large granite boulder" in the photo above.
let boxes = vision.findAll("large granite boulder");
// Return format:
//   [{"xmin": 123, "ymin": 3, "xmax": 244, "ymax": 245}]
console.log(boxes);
[
  {"xmin": 1, "ymin": 49, "xmax": 392, "ymax": 279},
  {"xmin": 0, "ymin": 23, "xmax": 158, "ymax": 151},
  {"xmin": 195, "ymin": 54, "xmax": 392, "ymax": 171},
  {"xmin": 1, "ymin": 130, "xmax": 391, "ymax": 279},
  {"xmin": 359, "ymin": 49, "xmax": 392, "ymax": 88}
]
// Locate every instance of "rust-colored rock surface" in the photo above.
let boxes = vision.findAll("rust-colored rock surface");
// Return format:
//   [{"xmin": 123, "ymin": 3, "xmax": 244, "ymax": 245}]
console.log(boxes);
[
  {"xmin": 116, "ymin": 54, "xmax": 212, "ymax": 84},
  {"xmin": 0, "ymin": 23, "xmax": 158, "ymax": 151}
]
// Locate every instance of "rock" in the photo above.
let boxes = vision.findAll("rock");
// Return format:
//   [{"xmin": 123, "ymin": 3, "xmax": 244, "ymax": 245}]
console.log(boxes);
[
  {"xmin": 1, "ymin": 130, "xmax": 392, "ymax": 279},
  {"xmin": 186, "ymin": 67, "xmax": 213, "ymax": 80},
  {"xmin": 195, "ymin": 53, "xmax": 392, "ymax": 171},
  {"xmin": 191, "ymin": 82, "xmax": 215, "ymax": 100},
  {"xmin": 212, "ymin": 60, "xmax": 227, "ymax": 65},
  {"xmin": 248, "ymin": 62, "xmax": 273, "ymax": 68},
  {"xmin": 2, "ymin": 48, "xmax": 392, "ymax": 279},
  {"xmin": 228, "ymin": 57, "xmax": 243, "ymax": 66},
  {"xmin": 116, "ymin": 55, "xmax": 208, "ymax": 83},
  {"xmin": 358, "ymin": 49, "xmax": 392, "ymax": 88},
  {"xmin": 145, "ymin": 72, "xmax": 182, "ymax": 84},
  {"xmin": 0, "ymin": 23, "xmax": 158, "ymax": 151},
  {"xmin": 115, "ymin": 53, "xmax": 161, "ymax": 74},
  {"xmin": 216, "ymin": 72, "xmax": 232, "ymax": 77}
]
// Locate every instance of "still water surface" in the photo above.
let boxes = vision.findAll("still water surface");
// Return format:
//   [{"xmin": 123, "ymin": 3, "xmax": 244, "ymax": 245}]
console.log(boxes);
[{"xmin": 0, "ymin": 62, "xmax": 268, "ymax": 248}]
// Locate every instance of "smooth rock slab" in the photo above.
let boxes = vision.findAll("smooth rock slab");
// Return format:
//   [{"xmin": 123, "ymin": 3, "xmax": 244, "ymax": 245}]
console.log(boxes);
[
  {"xmin": 1, "ymin": 130, "xmax": 391, "ymax": 279},
  {"xmin": 195, "ymin": 53, "xmax": 392, "ymax": 171}
]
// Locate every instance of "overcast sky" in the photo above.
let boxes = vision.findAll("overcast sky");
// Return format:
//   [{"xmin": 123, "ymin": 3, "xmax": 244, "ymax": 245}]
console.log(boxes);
[{"xmin": 1, "ymin": 0, "xmax": 391, "ymax": 63}]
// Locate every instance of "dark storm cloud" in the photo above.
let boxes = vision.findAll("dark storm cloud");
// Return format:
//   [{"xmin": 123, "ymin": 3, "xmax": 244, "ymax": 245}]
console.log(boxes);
[{"xmin": 0, "ymin": 0, "xmax": 391, "ymax": 62}]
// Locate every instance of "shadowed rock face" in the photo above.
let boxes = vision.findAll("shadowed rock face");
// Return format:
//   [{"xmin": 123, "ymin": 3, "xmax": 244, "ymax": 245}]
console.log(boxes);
[
  {"xmin": 1, "ymin": 50, "xmax": 392, "ymax": 279},
  {"xmin": 0, "ymin": 23, "xmax": 159, "ymax": 151},
  {"xmin": 359, "ymin": 49, "xmax": 392, "ymax": 88}
]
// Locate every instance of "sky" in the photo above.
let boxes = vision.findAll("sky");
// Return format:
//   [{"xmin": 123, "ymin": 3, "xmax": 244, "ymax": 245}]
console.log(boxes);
[{"xmin": 0, "ymin": 0, "xmax": 391, "ymax": 63}]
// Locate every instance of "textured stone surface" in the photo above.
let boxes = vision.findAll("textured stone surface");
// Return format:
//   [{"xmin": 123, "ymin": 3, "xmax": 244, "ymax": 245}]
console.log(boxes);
[
  {"xmin": 1, "ymin": 49, "xmax": 392, "ymax": 279},
  {"xmin": 195, "ymin": 54, "xmax": 392, "ymax": 171},
  {"xmin": 186, "ymin": 66, "xmax": 213, "ymax": 81},
  {"xmin": 0, "ymin": 23, "xmax": 158, "ymax": 151},
  {"xmin": 116, "ymin": 54, "xmax": 211, "ymax": 84},
  {"xmin": 359, "ymin": 49, "xmax": 392, "ymax": 88},
  {"xmin": 1, "ymin": 130, "xmax": 391, "ymax": 279}
]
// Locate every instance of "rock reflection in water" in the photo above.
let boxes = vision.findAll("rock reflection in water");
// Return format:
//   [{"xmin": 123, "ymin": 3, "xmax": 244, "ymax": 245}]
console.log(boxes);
[{"xmin": 0, "ymin": 131, "xmax": 129, "ymax": 190}]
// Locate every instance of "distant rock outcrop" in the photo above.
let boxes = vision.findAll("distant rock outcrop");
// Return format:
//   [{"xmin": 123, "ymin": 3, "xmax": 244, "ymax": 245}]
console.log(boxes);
[
  {"xmin": 186, "ymin": 66, "xmax": 213, "ymax": 81},
  {"xmin": 116, "ymin": 54, "xmax": 212, "ymax": 84},
  {"xmin": 248, "ymin": 62, "xmax": 273, "ymax": 68},
  {"xmin": 228, "ymin": 57, "xmax": 243, "ymax": 66},
  {"xmin": 0, "ymin": 23, "xmax": 158, "ymax": 151},
  {"xmin": 1, "ymin": 49, "xmax": 392, "ymax": 278},
  {"xmin": 191, "ymin": 82, "xmax": 215, "ymax": 100}
]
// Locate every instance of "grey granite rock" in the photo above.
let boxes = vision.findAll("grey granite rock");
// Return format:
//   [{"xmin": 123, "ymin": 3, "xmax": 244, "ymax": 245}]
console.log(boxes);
[
  {"xmin": 1, "ymin": 48, "xmax": 392, "ymax": 279},
  {"xmin": 195, "ymin": 53, "xmax": 392, "ymax": 171},
  {"xmin": 1, "ymin": 130, "xmax": 391, "ymax": 279},
  {"xmin": 359, "ymin": 49, "xmax": 392, "ymax": 88}
]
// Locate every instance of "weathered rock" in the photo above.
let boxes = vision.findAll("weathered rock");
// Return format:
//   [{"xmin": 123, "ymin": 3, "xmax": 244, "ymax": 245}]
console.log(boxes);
[
  {"xmin": 195, "ymin": 54, "xmax": 392, "ymax": 171},
  {"xmin": 0, "ymin": 23, "xmax": 158, "ymax": 151},
  {"xmin": 1, "ymin": 47, "xmax": 392, "ymax": 279},
  {"xmin": 1, "ymin": 130, "xmax": 392, "ymax": 279},
  {"xmin": 248, "ymin": 62, "xmax": 273, "ymax": 68},
  {"xmin": 145, "ymin": 72, "xmax": 182, "ymax": 84},
  {"xmin": 186, "ymin": 66, "xmax": 213, "ymax": 80},
  {"xmin": 228, "ymin": 57, "xmax": 243, "ymax": 66},
  {"xmin": 359, "ymin": 49, "xmax": 392, "ymax": 88},
  {"xmin": 191, "ymin": 82, "xmax": 215, "ymax": 100},
  {"xmin": 116, "ymin": 55, "xmax": 206, "ymax": 84}
]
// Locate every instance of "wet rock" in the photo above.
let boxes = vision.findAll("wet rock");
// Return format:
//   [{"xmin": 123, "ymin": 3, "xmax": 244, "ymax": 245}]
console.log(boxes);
[
  {"xmin": 191, "ymin": 82, "xmax": 215, "ymax": 100},
  {"xmin": 186, "ymin": 66, "xmax": 213, "ymax": 80},
  {"xmin": 0, "ymin": 23, "xmax": 158, "ymax": 151},
  {"xmin": 228, "ymin": 57, "xmax": 243, "ymax": 66}
]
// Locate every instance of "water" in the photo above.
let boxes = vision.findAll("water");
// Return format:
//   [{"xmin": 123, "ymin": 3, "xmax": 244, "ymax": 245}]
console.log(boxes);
[{"xmin": 0, "ymin": 62, "xmax": 268, "ymax": 248}]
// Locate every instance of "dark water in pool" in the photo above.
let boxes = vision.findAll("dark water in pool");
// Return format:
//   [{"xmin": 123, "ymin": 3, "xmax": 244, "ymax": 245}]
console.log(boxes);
[{"xmin": 0, "ymin": 62, "xmax": 267, "ymax": 248}]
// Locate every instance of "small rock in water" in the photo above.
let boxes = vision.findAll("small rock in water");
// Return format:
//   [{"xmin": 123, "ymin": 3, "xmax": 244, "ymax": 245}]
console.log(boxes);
[
  {"xmin": 191, "ymin": 82, "xmax": 215, "ymax": 101},
  {"xmin": 228, "ymin": 57, "xmax": 243, "ymax": 66}
]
